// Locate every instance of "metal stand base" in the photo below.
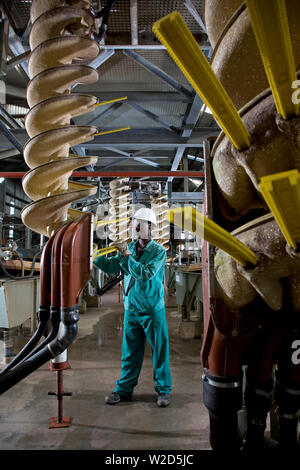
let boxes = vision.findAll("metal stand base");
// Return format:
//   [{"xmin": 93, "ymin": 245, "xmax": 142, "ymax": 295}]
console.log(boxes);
[
  {"xmin": 49, "ymin": 416, "xmax": 71, "ymax": 429},
  {"xmin": 48, "ymin": 360, "xmax": 72, "ymax": 429}
]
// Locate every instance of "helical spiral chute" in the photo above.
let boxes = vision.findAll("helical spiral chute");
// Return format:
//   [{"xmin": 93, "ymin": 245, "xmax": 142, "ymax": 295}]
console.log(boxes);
[
  {"xmin": 21, "ymin": 0, "xmax": 100, "ymax": 237},
  {"xmin": 151, "ymin": 193, "xmax": 170, "ymax": 249},
  {"xmin": 108, "ymin": 178, "xmax": 131, "ymax": 242}
]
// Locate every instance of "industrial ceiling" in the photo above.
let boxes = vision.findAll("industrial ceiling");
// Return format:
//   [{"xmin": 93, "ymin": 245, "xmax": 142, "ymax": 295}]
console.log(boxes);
[{"xmin": 0, "ymin": 0, "xmax": 219, "ymax": 194}]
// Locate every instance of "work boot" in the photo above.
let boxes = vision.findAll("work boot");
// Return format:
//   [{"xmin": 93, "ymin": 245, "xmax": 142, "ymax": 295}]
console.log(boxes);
[
  {"xmin": 157, "ymin": 393, "xmax": 170, "ymax": 407},
  {"xmin": 105, "ymin": 392, "xmax": 132, "ymax": 405}
]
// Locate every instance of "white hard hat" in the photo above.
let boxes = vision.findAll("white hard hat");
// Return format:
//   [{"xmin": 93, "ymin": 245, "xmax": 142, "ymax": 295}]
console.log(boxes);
[{"xmin": 133, "ymin": 208, "xmax": 157, "ymax": 225}]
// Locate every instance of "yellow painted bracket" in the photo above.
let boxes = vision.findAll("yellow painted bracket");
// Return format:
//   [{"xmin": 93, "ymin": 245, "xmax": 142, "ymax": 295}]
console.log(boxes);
[
  {"xmin": 259, "ymin": 169, "xmax": 300, "ymax": 249},
  {"xmin": 95, "ymin": 96, "xmax": 128, "ymax": 107},
  {"xmin": 245, "ymin": 0, "xmax": 299, "ymax": 119},
  {"xmin": 167, "ymin": 206, "xmax": 259, "ymax": 267},
  {"xmin": 94, "ymin": 126, "xmax": 131, "ymax": 137},
  {"xmin": 152, "ymin": 11, "xmax": 251, "ymax": 150}
]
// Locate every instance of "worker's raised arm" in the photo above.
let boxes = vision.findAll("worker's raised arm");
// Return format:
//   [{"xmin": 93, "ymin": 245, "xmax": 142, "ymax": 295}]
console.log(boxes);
[
  {"xmin": 119, "ymin": 246, "xmax": 166, "ymax": 281},
  {"xmin": 94, "ymin": 251, "xmax": 123, "ymax": 274}
]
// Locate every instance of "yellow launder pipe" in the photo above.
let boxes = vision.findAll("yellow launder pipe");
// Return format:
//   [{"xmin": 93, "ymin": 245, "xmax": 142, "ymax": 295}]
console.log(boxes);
[
  {"xmin": 167, "ymin": 207, "xmax": 259, "ymax": 267},
  {"xmin": 95, "ymin": 96, "xmax": 127, "ymax": 107},
  {"xmin": 245, "ymin": 0, "xmax": 299, "ymax": 120},
  {"xmin": 152, "ymin": 11, "xmax": 251, "ymax": 150},
  {"xmin": 93, "ymin": 246, "xmax": 118, "ymax": 260},
  {"xmin": 96, "ymin": 216, "xmax": 130, "ymax": 227},
  {"xmin": 94, "ymin": 126, "xmax": 131, "ymax": 137},
  {"xmin": 259, "ymin": 169, "xmax": 300, "ymax": 249},
  {"xmin": 96, "ymin": 246, "xmax": 118, "ymax": 255}
]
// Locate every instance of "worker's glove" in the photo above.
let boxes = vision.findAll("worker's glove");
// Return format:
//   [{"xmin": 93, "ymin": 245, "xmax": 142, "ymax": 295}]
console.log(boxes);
[{"xmin": 110, "ymin": 240, "xmax": 131, "ymax": 256}]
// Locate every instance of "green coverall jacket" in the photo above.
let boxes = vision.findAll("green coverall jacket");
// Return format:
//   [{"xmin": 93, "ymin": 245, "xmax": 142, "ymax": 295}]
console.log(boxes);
[{"xmin": 94, "ymin": 239, "xmax": 166, "ymax": 312}]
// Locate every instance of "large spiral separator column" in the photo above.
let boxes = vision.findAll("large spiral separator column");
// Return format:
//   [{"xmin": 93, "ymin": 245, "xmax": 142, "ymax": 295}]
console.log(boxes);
[
  {"xmin": 153, "ymin": 1, "xmax": 300, "ymax": 453},
  {"xmin": 0, "ymin": 1, "xmax": 104, "ymax": 400},
  {"xmin": 22, "ymin": 0, "xmax": 100, "ymax": 237},
  {"xmin": 151, "ymin": 192, "xmax": 170, "ymax": 249},
  {"xmin": 108, "ymin": 178, "xmax": 131, "ymax": 243}
]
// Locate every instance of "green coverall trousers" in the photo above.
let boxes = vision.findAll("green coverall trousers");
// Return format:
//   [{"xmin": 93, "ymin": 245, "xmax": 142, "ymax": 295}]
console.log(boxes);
[{"xmin": 114, "ymin": 307, "xmax": 172, "ymax": 396}]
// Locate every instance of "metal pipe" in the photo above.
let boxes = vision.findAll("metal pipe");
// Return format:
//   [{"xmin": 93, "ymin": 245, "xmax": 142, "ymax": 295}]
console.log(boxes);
[
  {"xmin": 97, "ymin": 272, "xmax": 123, "ymax": 296},
  {"xmin": 0, "ymin": 104, "xmax": 22, "ymax": 129},
  {"xmin": 0, "ymin": 306, "xmax": 79, "ymax": 395},
  {"xmin": 0, "ymin": 240, "xmax": 51, "ymax": 373},
  {"xmin": 130, "ymin": 0, "xmax": 138, "ymax": 46},
  {"xmin": 7, "ymin": 51, "xmax": 30, "ymax": 70},
  {"xmin": 22, "ymin": 223, "xmax": 71, "ymax": 361},
  {"xmin": 0, "ymin": 121, "xmax": 23, "ymax": 153},
  {"xmin": 0, "ymin": 308, "xmax": 49, "ymax": 375},
  {"xmin": 22, "ymin": 309, "xmax": 60, "ymax": 362},
  {"xmin": 0, "ymin": 249, "xmax": 41, "ymax": 280}
]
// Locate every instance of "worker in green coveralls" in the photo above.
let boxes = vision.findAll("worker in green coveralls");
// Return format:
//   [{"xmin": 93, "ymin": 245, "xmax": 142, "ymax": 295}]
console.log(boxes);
[{"xmin": 94, "ymin": 207, "xmax": 172, "ymax": 407}]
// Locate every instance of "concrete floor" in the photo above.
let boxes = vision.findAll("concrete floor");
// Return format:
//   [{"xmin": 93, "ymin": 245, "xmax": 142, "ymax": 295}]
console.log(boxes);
[{"xmin": 0, "ymin": 288, "xmax": 210, "ymax": 450}]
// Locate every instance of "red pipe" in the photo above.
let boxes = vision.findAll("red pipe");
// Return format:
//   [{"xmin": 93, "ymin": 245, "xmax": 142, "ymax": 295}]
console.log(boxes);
[
  {"xmin": 0, "ymin": 172, "xmax": 25, "ymax": 178},
  {"xmin": 0, "ymin": 171, "xmax": 204, "ymax": 178}
]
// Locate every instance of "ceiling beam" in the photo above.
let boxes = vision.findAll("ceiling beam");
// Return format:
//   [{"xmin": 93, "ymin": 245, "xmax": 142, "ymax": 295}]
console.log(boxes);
[
  {"xmin": 0, "ymin": 121, "xmax": 23, "ymax": 153},
  {"xmin": 96, "ymin": 147, "xmax": 171, "ymax": 157},
  {"xmin": 99, "ymin": 156, "xmax": 161, "ymax": 168},
  {"xmin": 124, "ymin": 50, "xmax": 195, "ymax": 100},
  {"xmin": 0, "ymin": 171, "xmax": 205, "ymax": 178},
  {"xmin": 88, "ymin": 49, "xmax": 115, "ymax": 69},
  {"xmin": 181, "ymin": 94, "xmax": 203, "ymax": 138},
  {"xmin": 100, "ymin": 157, "xmax": 130, "ymax": 169},
  {"xmin": 85, "ymin": 127, "xmax": 218, "ymax": 147},
  {"xmin": 0, "ymin": 103, "xmax": 22, "ymax": 129},
  {"xmin": 72, "ymin": 50, "xmax": 115, "ymax": 90},
  {"xmin": 100, "ymin": 146, "xmax": 131, "ymax": 157},
  {"xmin": 8, "ymin": 27, "xmax": 29, "ymax": 77},
  {"xmin": 169, "ymin": 145, "xmax": 186, "ymax": 173},
  {"xmin": 0, "ymin": 128, "xmax": 219, "ymax": 149},
  {"xmin": 97, "ymin": 155, "xmax": 169, "ymax": 160},
  {"xmin": 169, "ymin": 191, "xmax": 203, "ymax": 202},
  {"xmin": 7, "ymin": 51, "xmax": 30, "ymax": 70},
  {"xmin": 85, "ymin": 102, "xmax": 123, "ymax": 126},
  {"xmin": 127, "ymin": 102, "xmax": 180, "ymax": 134},
  {"xmin": 133, "ymin": 157, "xmax": 160, "ymax": 167},
  {"xmin": 5, "ymin": 85, "xmax": 27, "ymax": 99},
  {"xmin": 95, "ymin": 147, "xmax": 172, "ymax": 159},
  {"xmin": 74, "ymin": 91, "xmax": 191, "ymax": 103},
  {"xmin": 0, "ymin": 149, "xmax": 20, "ymax": 160},
  {"xmin": 166, "ymin": 94, "xmax": 205, "ymax": 187},
  {"xmin": 184, "ymin": 0, "xmax": 207, "ymax": 33}
]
